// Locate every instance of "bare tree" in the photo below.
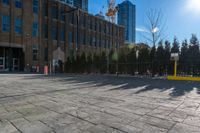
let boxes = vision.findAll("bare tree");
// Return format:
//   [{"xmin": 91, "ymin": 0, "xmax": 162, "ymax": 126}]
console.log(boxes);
[{"xmin": 142, "ymin": 9, "xmax": 166, "ymax": 46}]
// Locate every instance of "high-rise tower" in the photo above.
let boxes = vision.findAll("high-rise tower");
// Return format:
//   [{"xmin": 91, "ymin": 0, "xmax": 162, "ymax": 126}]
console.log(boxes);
[
  {"xmin": 118, "ymin": 0, "xmax": 136, "ymax": 44},
  {"xmin": 59, "ymin": 0, "xmax": 88, "ymax": 11},
  {"xmin": 73, "ymin": 0, "xmax": 88, "ymax": 11}
]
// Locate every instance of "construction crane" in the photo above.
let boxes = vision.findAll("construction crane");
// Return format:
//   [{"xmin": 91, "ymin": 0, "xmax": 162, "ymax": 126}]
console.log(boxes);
[
  {"xmin": 106, "ymin": 0, "xmax": 118, "ymax": 23},
  {"xmin": 100, "ymin": 6, "xmax": 104, "ymax": 16}
]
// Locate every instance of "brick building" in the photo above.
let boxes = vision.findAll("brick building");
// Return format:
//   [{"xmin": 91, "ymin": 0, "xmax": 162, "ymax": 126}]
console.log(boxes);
[{"xmin": 0, "ymin": 0, "xmax": 125, "ymax": 72}]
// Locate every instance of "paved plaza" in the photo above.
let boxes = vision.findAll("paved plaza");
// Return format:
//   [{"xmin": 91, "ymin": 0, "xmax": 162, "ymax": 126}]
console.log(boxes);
[{"xmin": 0, "ymin": 74, "xmax": 200, "ymax": 133}]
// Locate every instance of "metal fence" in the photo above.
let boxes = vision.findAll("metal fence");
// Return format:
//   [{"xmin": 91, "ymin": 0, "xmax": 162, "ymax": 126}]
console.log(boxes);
[{"xmin": 64, "ymin": 60, "xmax": 200, "ymax": 77}]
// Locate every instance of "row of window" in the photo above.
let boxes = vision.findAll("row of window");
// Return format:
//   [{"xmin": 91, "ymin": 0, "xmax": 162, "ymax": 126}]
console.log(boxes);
[
  {"xmin": 43, "ymin": 5, "xmax": 120, "ymax": 36},
  {"xmin": 2, "ymin": 16, "xmax": 22, "ymax": 34},
  {"xmin": 1, "ymin": 15, "xmax": 121, "ymax": 46},
  {"xmin": 68, "ymin": 31, "xmax": 120, "ymax": 49},
  {"xmin": 2, "ymin": 0, "xmax": 38, "ymax": 14},
  {"xmin": 1, "ymin": 15, "xmax": 38, "ymax": 36}
]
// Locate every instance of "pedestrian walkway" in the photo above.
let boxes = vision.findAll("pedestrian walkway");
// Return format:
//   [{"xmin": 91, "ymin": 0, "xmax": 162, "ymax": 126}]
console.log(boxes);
[{"xmin": 0, "ymin": 74, "xmax": 199, "ymax": 133}]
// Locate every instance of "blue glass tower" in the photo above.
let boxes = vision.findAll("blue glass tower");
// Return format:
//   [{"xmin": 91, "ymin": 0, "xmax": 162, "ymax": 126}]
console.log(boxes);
[
  {"xmin": 73, "ymin": 0, "xmax": 88, "ymax": 11},
  {"xmin": 59, "ymin": 0, "xmax": 88, "ymax": 11},
  {"xmin": 59, "ymin": 0, "xmax": 73, "ymax": 6},
  {"xmin": 118, "ymin": 0, "xmax": 136, "ymax": 44}
]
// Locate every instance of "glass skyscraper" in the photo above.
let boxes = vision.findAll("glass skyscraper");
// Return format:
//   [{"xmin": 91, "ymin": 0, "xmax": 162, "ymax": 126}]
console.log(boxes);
[
  {"xmin": 73, "ymin": 0, "xmax": 88, "ymax": 11},
  {"xmin": 59, "ymin": 0, "xmax": 88, "ymax": 11},
  {"xmin": 118, "ymin": 0, "xmax": 136, "ymax": 44},
  {"xmin": 59, "ymin": 0, "xmax": 73, "ymax": 6}
]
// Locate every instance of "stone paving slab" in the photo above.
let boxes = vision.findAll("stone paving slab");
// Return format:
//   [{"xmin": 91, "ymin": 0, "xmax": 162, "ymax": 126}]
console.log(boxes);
[{"xmin": 0, "ymin": 74, "xmax": 200, "ymax": 133}]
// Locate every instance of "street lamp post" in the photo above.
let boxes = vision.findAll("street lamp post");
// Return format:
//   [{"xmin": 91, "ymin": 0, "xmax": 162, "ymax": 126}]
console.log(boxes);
[
  {"xmin": 107, "ymin": 48, "xmax": 109, "ymax": 73},
  {"xmin": 25, "ymin": 33, "xmax": 31, "ymax": 72},
  {"xmin": 50, "ymin": 0, "xmax": 79, "ymax": 70},
  {"xmin": 61, "ymin": 8, "xmax": 79, "ymax": 59},
  {"xmin": 116, "ymin": 49, "xmax": 119, "ymax": 76},
  {"xmin": 136, "ymin": 50, "xmax": 139, "ymax": 75}
]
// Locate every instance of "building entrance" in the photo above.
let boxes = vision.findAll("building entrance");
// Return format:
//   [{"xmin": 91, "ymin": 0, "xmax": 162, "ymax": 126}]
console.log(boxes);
[
  {"xmin": 0, "ymin": 57, "xmax": 5, "ymax": 70},
  {"xmin": 0, "ymin": 47, "xmax": 24, "ymax": 72},
  {"xmin": 13, "ymin": 58, "xmax": 19, "ymax": 71}
]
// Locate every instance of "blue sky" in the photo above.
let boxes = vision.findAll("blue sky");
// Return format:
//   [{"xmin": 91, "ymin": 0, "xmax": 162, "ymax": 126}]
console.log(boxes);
[{"xmin": 89, "ymin": 0, "xmax": 200, "ymax": 44}]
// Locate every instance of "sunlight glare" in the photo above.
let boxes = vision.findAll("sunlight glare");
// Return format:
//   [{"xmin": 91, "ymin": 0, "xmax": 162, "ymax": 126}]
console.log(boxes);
[{"xmin": 185, "ymin": 0, "xmax": 200, "ymax": 14}]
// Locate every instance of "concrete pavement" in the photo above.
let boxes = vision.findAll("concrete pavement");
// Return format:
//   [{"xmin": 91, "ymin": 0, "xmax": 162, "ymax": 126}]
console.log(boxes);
[{"xmin": 0, "ymin": 74, "xmax": 199, "ymax": 133}]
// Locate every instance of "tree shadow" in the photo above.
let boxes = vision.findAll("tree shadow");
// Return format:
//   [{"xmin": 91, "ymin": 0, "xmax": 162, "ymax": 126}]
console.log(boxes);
[{"xmin": 22, "ymin": 74, "xmax": 200, "ymax": 98}]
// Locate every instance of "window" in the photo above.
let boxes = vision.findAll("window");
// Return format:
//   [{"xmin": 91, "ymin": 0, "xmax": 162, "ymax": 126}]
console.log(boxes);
[
  {"xmin": 44, "ymin": 47, "xmax": 48, "ymax": 61},
  {"xmin": 60, "ymin": 7, "xmax": 65, "ymax": 21},
  {"xmin": 90, "ymin": 36, "xmax": 92, "ymax": 46},
  {"xmin": 83, "ymin": 15, "xmax": 86, "ymax": 27},
  {"xmin": 2, "ymin": 16, "xmax": 10, "ymax": 32},
  {"xmin": 32, "ymin": 22, "xmax": 38, "ymax": 37},
  {"xmin": 15, "ymin": 18, "xmax": 22, "ymax": 34},
  {"xmin": 87, "ymin": 17, "xmax": 90, "ymax": 28},
  {"xmin": 99, "ymin": 37, "xmax": 101, "ymax": 47},
  {"xmin": 61, "ymin": 28, "xmax": 65, "ymax": 41},
  {"xmin": 69, "ymin": 13, "xmax": 74, "ymax": 24},
  {"xmin": 33, "ymin": 0, "xmax": 39, "ymax": 14},
  {"xmin": 44, "ymin": 24, "xmax": 48, "ymax": 38},
  {"xmin": 106, "ymin": 25, "xmax": 109, "ymax": 34},
  {"xmin": 32, "ymin": 45, "xmax": 39, "ymax": 61},
  {"xmin": 15, "ymin": 0, "xmax": 22, "ymax": 8},
  {"xmin": 104, "ymin": 24, "xmax": 106, "ymax": 33},
  {"xmin": 95, "ymin": 21, "xmax": 98, "ymax": 31},
  {"xmin": 68, "ymin": 32, "xmax": 73, "ymax": 48},
  {"xmin": 99, "ymin": 23, "xmax": 101, "ymax": 32},
  {"xmin": 83, "ymin": 32, "xmax": 86, "ymax": 45},
  {"xmin": 43, "ymin": 2, "xmax": 48, "ymax": 16},
  {"xmin": 51, "ymin": 7, "xmax": 58, "ymax": 19},
  {"xmin": 90, "ymin": 18, "xmax": 93, "ymax": 29},
  {"xmin": 52, "ymin": 26, "xmax": 57, "ymax": 40},
  {"xmin": 2, "ymin": 0, "xmax": 9, "ymax": 6},
  {"xmin": 94, "ymin": 37, "xmax": 96, "ymax": 47}
]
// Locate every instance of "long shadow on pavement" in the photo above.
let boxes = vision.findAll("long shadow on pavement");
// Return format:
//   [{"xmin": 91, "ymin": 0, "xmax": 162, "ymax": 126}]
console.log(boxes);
[{"xmin": 22, "ymin": 74, "xmax": 200, "ymax": 97}]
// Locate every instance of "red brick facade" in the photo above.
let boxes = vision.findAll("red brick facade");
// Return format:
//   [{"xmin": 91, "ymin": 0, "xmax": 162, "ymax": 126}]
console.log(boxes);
[{"xmin": 0, "ymin": 0, "xmax": 125, "ymax": 72}]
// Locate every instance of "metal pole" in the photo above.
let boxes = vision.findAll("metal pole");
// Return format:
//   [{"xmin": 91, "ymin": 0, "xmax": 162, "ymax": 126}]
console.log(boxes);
[
  {"xmin": 3, "ymin": 48, "xmax": 5, "ymax": 70},
  {"xmin": 116, "ymin": 48, "xmax": 119, "ymax": 76},
  {"xmin": 107, "ymin": 49, "xmax": 109, "ymax": 73},
  {"xmin": 76, "ymin": 9, "xmax": 79, "ymax": 58},
  {"xmin": 174, "ymin": 60, "xmax": 177, "ymax": 77},
  {"xmin": 50, "ymin": 61, "xmax": 52, "ymax": 75}
]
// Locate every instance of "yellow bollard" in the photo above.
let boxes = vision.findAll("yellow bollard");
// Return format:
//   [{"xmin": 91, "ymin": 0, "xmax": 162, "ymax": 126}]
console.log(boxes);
[{"xmin": 174, "ymin": 60, "xmax": 177, "ymax": 77}]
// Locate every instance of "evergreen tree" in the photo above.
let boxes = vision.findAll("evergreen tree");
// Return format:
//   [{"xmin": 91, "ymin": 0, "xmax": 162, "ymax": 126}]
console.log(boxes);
[
  {"xmin": 150, "ymin": 45, "xmax": 156, "ymax": 76},
  {"xmin": 70, "ymin": 56, "xmax": 76, "ymax": 73},
  {"xmin": 93, "ymin": 53, "xmax": 100, "ymax": 73},
  {"xmin": 80, "ymin": 52, "xmax": 86, "ymax": 73},
  {"xmin": 188, "ymin": 34, "xmax": 200, "ymax": 63},
  {"xmin": 127, "ymin": 48, "xmax": 136, "ymax": 75},
  {"xmin": 164, "ymin": 40, "xmax": 171, "ymax": 60},
  {"xmin": 64, "ymin": 57, "xmax": 71, "ymax": 73},
  {"xmin": 109, "ymin": 50, "xmax": 116, "ymax": 73},
  {"xmin": 118, "ymin": 49, "xmax": 127, "ymax": 74},
  {"xmin": 86, "ymin": 53, "xmax": 92, "ymax": 73},
  {"xmin": 164, "ymin": 40, "xmax": 171, "ymax": 74},
  {"xmin": 171, "ymin": 37, "xmax": 180, "ymax": 53},
  {"xmin": 188, "ymin": 34, "xmax": 200, "ymax": 75},
  {"xmin": 156, "ymin": 40, "xmax": 165, "ymax": 75},
  {"xmin": 180, "ymin": 39, "xmax": 188, "ymax": 73},
  {"xmin": 138, "ymin": 46, "xmax": 150, "ymax": 74},
  {"xmin": 100, "ymin": 51, "xmax": 107, "ymax": 73}
]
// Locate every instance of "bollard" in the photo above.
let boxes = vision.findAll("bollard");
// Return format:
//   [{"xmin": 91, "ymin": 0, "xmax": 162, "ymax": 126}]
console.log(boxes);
[
  {"xmin": 44, "ymin": 66, "xmax": 48, "ymax": 75},
  {"xmin": 36, "ymin": 65, "xmax": 40, "ymax": 73}
]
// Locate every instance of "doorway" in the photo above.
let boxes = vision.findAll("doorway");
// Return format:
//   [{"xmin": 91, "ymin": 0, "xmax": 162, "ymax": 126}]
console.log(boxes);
[
  {"xmin": 0, "ymin": 57, "xmax": 5, "ymax": 71},
  {"xmin": 13, "ymin": 58, "xmax": 19, "ymax": 71}
]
